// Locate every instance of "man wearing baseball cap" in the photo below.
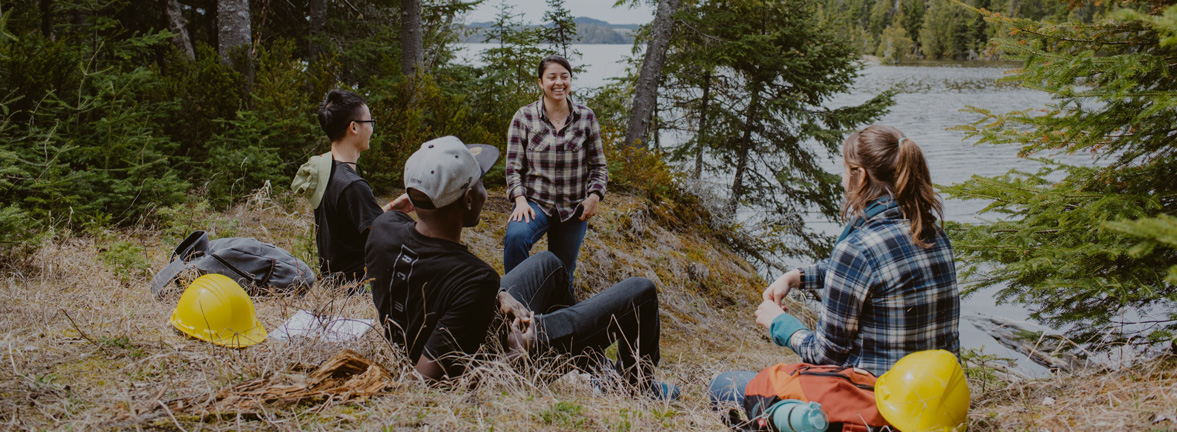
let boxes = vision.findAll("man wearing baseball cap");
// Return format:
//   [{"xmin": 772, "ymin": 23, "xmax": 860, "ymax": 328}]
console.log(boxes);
[
  {"xmin": 366, "ymin": 136, "xmax": 678, "ymax": 400},
  {"xmin": 366, "ymin": 136, "xmax": 500, "ymax": 380}
]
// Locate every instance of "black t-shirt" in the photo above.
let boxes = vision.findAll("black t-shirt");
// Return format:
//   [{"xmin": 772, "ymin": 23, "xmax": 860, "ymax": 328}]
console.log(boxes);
[
  {"xmin": 365, "ymin": 211, "xmax": 500, "ymax": 377},
  {"xmin": 314, "ymin": 161, "xmax": 383, "ymax": 280}
]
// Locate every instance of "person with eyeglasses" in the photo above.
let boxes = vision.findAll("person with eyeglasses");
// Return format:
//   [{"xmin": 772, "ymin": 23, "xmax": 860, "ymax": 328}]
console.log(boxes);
[{"xmin": 312, "ymin": 89, "xmax": 393, "ymax": 285}]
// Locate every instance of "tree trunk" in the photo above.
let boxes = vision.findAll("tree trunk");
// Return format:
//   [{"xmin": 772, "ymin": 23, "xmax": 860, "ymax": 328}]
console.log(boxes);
[
  {"xmin": 40, "ymin": 0, "xmax": 55, "ymax": 41},
  {"xmin": 623, "ymin": 0, "xmax": 680, "ymax": 149},
  {"xmin": 165, "ymin": 0, "xmax": 195, "ymax": 60},
  {"xmin": 308, "ymin": 0, "xmax": 328, "ymax": 59},
  {"xmin": 400, "ymin": 0, "xmax": 424, "ymax": 78},
  {"xmin": 729, "ymin": 84, "xmax": 761, "ymax": 212},
  {"xmin": 694, "ymin": 71, "xmax": 712, "ymax": 180},
  {"xmin": 217, "ymin": 0, "xmax": 251, "ymax": 64},
  {"xmin": 652, "ymin": 104, "xmax": 660, "ymax": 151}
]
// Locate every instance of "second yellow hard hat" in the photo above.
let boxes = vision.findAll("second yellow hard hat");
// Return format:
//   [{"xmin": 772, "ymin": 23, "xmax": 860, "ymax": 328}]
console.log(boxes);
[{"xmin": 875, "ymin": 350, "xmax": 970, "ymax": 432}]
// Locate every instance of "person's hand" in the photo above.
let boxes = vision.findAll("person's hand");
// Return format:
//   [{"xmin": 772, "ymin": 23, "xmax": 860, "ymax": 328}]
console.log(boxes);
[
  {"xmin": 505, "ymin": 311, "xmax": 536, "ymax": 360},
  {"xmin": 498, "ymin": 291, "xmax": 532, "ymax": 324},
  {"xmin": 762, "ymin": 269, "xmax": 803, "ymax": 305},
  {"xmin": 578, "ymin": 193, "xmax": 600, "ymax": 221},
  {"xmin": 509, "ymin": 197, "xmax": 534, "ymax": 223},
  {"xmin": 387, "ymin": 193, "xmax": 414, "ymax": 213},
  {"xmin": 755, "ymin": 300, "xmax": 786, "ymax": 329}
]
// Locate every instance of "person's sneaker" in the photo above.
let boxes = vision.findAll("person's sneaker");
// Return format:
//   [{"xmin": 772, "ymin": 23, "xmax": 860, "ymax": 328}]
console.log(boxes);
[
  {"xmin": 590, "ymin": 367, "xmax": 626, "ymax": 395},
  {"xmin": 650, "ymin": 380, "xmax": 681, "ymax": 401},
  {"xmin": 592, "ymin": 372, "xmax": 681, "ymax": 401}
]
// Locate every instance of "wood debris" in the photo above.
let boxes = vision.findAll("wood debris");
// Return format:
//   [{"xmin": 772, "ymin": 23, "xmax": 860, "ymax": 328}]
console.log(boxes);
[{"xmin": 115, "ymin": 350, "xmax": 393, "ymax": 424}]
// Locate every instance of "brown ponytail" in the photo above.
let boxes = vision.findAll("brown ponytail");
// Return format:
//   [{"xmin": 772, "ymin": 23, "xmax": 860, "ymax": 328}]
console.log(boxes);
[{"xmin": 841, "ymin": 125, "xmax": 944, "ymax": 248}]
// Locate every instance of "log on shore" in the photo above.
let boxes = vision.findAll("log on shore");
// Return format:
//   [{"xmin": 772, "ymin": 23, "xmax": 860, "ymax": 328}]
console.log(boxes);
[{"xmin": 966, "ymin": 313, "xmax": 1105, "ymax": 374}]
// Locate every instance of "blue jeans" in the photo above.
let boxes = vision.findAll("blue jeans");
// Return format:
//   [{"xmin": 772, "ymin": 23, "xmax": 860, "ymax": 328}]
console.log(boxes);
[
  {"xmin": 504, "ymin": 201, "xmax": 588, "ymax": 284},
  {"xmin": 501, "ymin": 252, "xmax": 661, "ymax": 388},
  {"xmin": 710, "ymin": 371, "xmax": 759, "ymax": 430},
  {"xmin": 709, "ymin": 370, "xmax": 757, "ymax": 406}
]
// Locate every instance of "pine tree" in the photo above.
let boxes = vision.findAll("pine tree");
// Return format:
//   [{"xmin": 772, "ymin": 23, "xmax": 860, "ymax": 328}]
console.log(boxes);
[
  {"xmin": 468, "ymin": 2, "xmax": 547, "ymax": 154},
  {"xmin": 660, "ymin": 0, "xmax": 726, "ymax": 178},
  {"xmin": 482, "ymin": 2, "xmax": 546, "ymax": 89},
  {"xmin": 664, "ymin": 0, "xmax": 895, "ymax": 263},
  {"xmin": 943, "ymin": 2, "xmax": 1177, "ymax": 350},
  {"xmin": 541, "ymin": 0, "xmax": 579, "ymax": 59}
]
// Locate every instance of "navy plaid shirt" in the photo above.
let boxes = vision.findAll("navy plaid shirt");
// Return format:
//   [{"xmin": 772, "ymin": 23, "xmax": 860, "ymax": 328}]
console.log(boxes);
[
  {"xmin": 505, "ymin": 98, "xmax": 608, "ymax": 222},
  {"xmin": 787, "ymin": 207, "xmax": 960, "ymax": 376}
]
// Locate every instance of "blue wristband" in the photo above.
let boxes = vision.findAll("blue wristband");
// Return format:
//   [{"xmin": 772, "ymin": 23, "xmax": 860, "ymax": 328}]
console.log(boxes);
[{"xmin": 769, "ymin": 312, "xmax": 811, "ymax": 350}]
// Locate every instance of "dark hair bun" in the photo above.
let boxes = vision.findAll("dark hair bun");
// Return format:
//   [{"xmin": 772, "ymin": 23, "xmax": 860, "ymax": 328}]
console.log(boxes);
[{"xmin": 317, "ymin": 89, "xmax": 367, "ymax": 142}]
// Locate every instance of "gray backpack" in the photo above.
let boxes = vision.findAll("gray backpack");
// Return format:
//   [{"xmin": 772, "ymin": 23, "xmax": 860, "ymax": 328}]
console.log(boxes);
[{"xmin": 151, "ymin": 230, "xmax": 316, "ymax": 297}]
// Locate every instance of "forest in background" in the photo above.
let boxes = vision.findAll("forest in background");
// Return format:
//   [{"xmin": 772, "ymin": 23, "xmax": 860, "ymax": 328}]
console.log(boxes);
[
  {"xmin": 832, "ymin": 0, "xmax": 1116, "ymax": 62},
  {"xmin": 1, "ymin": 0, "xmax": 1175, "ymax": 354}
]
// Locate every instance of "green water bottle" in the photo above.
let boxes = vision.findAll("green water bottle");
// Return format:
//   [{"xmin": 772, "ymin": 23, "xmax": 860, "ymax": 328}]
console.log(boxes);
[{"xmin": 765, "ymin": 399, "xmax": 828, "ymax": 432}]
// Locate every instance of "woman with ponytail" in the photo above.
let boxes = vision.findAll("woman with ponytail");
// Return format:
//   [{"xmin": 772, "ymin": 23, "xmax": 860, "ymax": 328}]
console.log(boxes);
[{"xmin": 709, "ymin": 125, "xmax": 960, "ymax": 413}]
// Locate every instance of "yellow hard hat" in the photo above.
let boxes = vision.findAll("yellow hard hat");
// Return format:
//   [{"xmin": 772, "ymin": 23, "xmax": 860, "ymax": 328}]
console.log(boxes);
[
  {"xmin": 875, "ymin": 350, "xmax": 970, "ymax": 432},
  {"xmin": 169, "ymin": 274, "xmax": 267, "ymax": 348}
]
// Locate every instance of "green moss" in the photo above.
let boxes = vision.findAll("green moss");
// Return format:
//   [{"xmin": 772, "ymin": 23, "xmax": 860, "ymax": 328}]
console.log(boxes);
[{"xmin": 535, "ymin": 400, "xmax": 586, "ymax": 428}]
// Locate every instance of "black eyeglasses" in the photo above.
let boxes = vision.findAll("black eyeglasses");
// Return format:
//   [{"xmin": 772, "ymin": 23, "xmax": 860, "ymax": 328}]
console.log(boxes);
[{"xmin": 353, "ymin": 119, "xmax": 376, "ymax": 125}]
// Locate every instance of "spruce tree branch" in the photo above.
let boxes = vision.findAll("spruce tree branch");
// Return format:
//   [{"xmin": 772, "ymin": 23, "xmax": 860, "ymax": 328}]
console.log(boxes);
[{"xmin": 1115, "ymin": 318, "xmax": 1177, "ymax": 325}]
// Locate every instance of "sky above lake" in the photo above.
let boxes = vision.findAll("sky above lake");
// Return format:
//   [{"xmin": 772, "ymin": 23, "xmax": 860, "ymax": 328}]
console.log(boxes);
[{"xmin": 464, "ymin": 0, "xmax": 655, "ymax": 25}]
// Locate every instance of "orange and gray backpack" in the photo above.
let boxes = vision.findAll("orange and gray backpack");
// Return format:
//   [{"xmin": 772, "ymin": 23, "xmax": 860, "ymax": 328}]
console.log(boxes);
[{"xmin": 742, "ymin": 363, "xmax": 893, "ymax": 432}]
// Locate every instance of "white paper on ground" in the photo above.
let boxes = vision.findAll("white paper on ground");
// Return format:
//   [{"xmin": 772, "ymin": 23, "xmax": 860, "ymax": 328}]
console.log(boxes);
[{"xmin": 270, "ymin": 310, "xmax": 375, "ymax": 343}]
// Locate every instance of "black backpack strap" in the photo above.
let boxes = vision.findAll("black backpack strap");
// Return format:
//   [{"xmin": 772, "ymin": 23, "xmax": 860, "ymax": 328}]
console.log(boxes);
[
  {"xmin": 171, "ymin": 230, "xmax": 210, "ymax": 262},
  {"xmin": 150, "ymin": 259, "xmax": 190, "ymax": 297}
]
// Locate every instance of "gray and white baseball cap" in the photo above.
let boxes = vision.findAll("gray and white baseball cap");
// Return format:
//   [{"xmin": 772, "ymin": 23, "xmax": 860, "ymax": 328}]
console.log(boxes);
[{"xmin": 404, "ymin": 136, "xmax": 499, "ymax": 209}]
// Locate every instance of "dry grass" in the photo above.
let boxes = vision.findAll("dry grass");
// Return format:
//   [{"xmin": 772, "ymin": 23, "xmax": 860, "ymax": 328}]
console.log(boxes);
[
  {"xmin": 969, "ymin": 357, "xmax": 1177, "ymax": 431},
  {"xmin": 0, "ymin": 186, "xmax": 787, "ymax": 430},
  {"xmin": 3, "ymin": 186, "xmax": 1174, "ymax": 431}
]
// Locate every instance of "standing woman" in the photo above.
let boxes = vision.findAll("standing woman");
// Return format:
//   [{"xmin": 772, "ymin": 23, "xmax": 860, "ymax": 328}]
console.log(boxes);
[
  {"xmin": 503, "ymin": 55, "xmax": 608, "ymax": 283},
  {"xmin": 709, "ymin": 125, "xmax": 961, "ymax": 410}
]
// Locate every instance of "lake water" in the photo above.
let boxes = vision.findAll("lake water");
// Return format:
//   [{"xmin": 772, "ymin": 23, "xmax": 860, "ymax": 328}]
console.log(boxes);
[{"xmin": 455, "ymin": 43, "xmax": 1090, "ymax": 375}]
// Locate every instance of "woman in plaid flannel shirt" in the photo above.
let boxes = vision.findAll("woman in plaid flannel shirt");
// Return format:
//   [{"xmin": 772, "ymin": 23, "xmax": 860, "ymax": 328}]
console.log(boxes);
[
  {"xmin": 502, "ymin": 55, "xmax": 608, "ymax": 284},
  {"xmin": 709, "ymin": 125, "xmax": 961, "ymax": 414}
]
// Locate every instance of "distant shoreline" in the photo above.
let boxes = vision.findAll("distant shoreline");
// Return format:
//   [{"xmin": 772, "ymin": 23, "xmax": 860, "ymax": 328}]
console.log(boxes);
[
  {"xmin": 462, "ymin": 17, "xmax": 637, "ymax": 45},
  {"xmin": 862, "ymin": 55, "xmax": 1023, "ymax": 67}
]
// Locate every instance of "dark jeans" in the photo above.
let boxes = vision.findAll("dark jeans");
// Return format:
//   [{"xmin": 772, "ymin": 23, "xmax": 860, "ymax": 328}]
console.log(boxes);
[
  {"xmin": 501, "ymin": 251, "xmax": 660, "ymax": 388},
  {"xmin": 503, "ymin": 201, "xmax": 589, "ymax": 285}
]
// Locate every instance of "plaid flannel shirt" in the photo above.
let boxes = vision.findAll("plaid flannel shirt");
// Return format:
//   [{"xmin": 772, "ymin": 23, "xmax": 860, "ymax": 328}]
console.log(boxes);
[
  {"xmin": 505, "ymin": 98, "xmax": 608, "ymax": 222},
  {"xmin": 787, "ymin": 207, "xmax": 960, "ymax": 376}
]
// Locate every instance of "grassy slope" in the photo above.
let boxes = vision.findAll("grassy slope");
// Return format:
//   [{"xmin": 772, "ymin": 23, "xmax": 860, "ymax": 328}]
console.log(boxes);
[{"xmin": 1, "ymin": 186, "xmax": 1174, "ymax": 431}]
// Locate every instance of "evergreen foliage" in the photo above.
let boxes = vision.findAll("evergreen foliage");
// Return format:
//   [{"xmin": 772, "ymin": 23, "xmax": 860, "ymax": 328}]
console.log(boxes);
[
  {"xmin": 824, "ymin": 0, "xmax": 1114, "ymax": 60},
  {"xmin": 943, "ymin": 1, "xmax": 1177, "ymax": 350},
  {"xmin": 0, "ymin": 0, "xmax": 503, "ymax": 250},
  {"xmin": 876, "ymin": 24, "xmax": 915, "ymax": 63},
  {"xmin": 0, "ymin": 3, "xmax": 189, "ymax": 231},
  {"xmin": 542, "ymin": 0, "xmax": 581, "ymax": 59},
  {"xmin": 658, "ymin": 0, "xmax": 895, "ymax": 263}
]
